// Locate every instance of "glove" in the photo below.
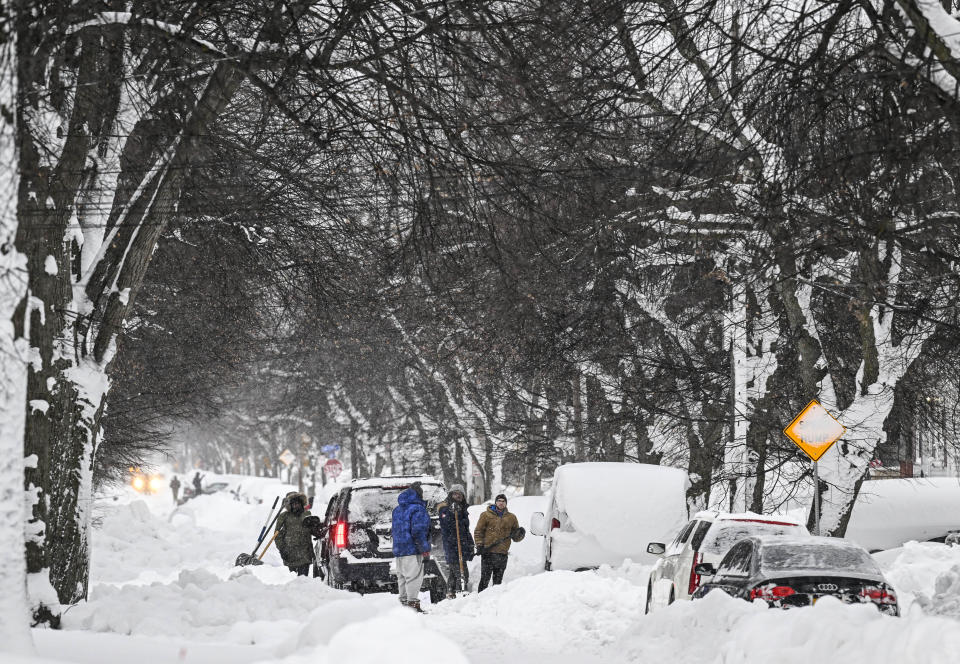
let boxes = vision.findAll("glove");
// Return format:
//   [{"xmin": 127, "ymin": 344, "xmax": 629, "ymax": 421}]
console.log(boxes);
[
  {"xmin": 476, "ymin": 545, "xmax": 485, "ymax": 556},
  {"xmin": 511, "ymin": 526, "xmax": 526, "ymax": 541}
]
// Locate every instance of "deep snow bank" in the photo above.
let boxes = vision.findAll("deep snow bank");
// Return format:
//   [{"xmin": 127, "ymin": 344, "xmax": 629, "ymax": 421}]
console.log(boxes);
[
  {"xmin": 432, "ymin": 561, "xmax": 649, "ymax": 652},
  {"xmin": 625, "ymin": 589, "xmax": 960, "ymax": 664},
  {"xmin": 63, "ymin": 567, "xmax": 343, "ymax": 644}
]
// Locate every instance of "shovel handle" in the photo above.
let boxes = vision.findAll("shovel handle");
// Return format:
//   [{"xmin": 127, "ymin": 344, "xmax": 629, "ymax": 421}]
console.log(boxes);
[
  {"xmin": 258, "ymin": 530, "xmax": 280, "ymax": 561},
  {"xmin": 256, "ymin": 496, "xmax": 281, "ymax": 542},
  {"xmin": 251, "ymin": 507, "xmax": 284, "ymax": 557}
]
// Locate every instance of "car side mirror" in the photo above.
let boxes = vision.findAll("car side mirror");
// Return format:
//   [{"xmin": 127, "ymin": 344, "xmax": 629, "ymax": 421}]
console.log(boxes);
[
  {"xmin": 646, "ymin": 542, "xmax": 666, "ymax": 556},
  {"xmin": 695, "ymin": 562, "xmax": 716, "ymax": 577},
  {"xmin": 530, "ymin": 512, "xmax": 547, "ymax": 536}
]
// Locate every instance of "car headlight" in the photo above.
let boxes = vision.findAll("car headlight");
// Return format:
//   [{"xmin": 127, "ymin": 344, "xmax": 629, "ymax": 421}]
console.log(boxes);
[
  {"xmin": 132, "ymin": 476, "xmax": 145, "ymax": 491},
  {"xmin": 148, "ymin": 476, "xmax": 164, "ymax": 493}
]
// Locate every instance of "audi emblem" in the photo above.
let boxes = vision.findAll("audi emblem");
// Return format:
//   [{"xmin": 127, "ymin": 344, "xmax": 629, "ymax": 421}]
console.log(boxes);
[{"xmin": 817, "ymin": 583, "xmax": 838, "ymax": 592}]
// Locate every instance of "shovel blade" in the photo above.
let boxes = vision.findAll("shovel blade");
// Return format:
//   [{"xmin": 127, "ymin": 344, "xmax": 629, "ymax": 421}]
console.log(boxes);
[{"xmin": 235, "ymin": 553, "xmax": 264, "ymax": 567}]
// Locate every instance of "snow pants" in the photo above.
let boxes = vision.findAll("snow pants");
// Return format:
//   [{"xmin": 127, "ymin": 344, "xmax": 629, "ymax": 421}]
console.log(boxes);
[
  {"xmin": 478, "ymin": 553, "xmax": 507, "ymax": 591},
  {"xmin": 395, "ymin": 554, "xmax": 424, "ymax": 602}
]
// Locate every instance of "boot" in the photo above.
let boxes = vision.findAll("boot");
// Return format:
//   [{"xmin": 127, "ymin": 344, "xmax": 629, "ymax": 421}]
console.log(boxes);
[{"xmin": 407, "ymin": 599, "xmax": 425, "ymax": 613}]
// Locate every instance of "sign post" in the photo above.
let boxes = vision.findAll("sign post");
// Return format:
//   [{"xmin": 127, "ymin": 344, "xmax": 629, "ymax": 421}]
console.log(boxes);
[{"xmin": 783, "ymin": 400, "xmax": 846, "ymax": 536}]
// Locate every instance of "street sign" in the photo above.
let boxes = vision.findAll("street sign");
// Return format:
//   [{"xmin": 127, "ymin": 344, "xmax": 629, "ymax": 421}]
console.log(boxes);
[
  {"xmin": 321, "ymin": 444, "xmax": 341, "ymax": 458},
  {"xmin": 278, "ymin": 449, "xmax": 296, "ymax": 467},
  {"xmin": 324, "ymin": 458, "xmax": 344, "ymax": 479},
  {"xmin": 783, "ymin": 400, "xmax": 845, "ymax": 461}
]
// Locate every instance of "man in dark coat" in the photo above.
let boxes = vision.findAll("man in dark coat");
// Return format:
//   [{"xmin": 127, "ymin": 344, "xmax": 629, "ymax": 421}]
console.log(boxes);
[
  {"xmin": 169, "ymin": 476, "xmax": 181, "ymax": 504},
  {"xmin": 192, "ymin": 472, "xmax": 204, "ymax": 498},
  {"xmin": 474, "ymin": 494, "xmax": 525, "ymax": 591},
  {"xmin": 438, "ymin": 484, "xmax": 474, "ymax": 597},
  {"xmin": 392, "ymin": 482, "xmax": 431, "ymax": 612},
  {"xmin": 275, "ymin": 491, "xmax": 314, "ymax": 575}
]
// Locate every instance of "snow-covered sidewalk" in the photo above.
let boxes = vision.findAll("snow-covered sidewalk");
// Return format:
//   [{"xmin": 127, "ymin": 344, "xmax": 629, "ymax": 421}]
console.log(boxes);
[{"xmin": 23, "ymin": 481, "xmax": 960, "ymax": 664}]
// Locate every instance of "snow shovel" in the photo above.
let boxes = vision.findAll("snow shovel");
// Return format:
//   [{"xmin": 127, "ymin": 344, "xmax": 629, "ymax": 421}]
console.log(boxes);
[
  {"xmin": 235, "ymin": 496, "xmax": 281, "ymax": 566},
  {"xmin": 256, "ymin": 529, "xmax": 280, "ymax": 561}
]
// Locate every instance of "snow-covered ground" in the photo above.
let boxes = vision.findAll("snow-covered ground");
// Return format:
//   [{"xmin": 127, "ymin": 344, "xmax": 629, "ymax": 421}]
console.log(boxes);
[{"xmin": 17, "ymin": 472, "xmax": 960, "ymax": 663}]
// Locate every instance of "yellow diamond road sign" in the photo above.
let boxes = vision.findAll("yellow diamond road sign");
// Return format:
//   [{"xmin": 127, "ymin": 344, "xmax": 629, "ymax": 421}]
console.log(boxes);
[{"xmin": 784, "ymin": 400, "xmax": 845, "ymax": 461}]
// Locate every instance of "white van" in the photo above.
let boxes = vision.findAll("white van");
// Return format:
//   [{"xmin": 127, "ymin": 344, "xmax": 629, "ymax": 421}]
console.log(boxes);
[{"xmin": 529, "ymin": 462, "xmax": 689, "ymax": 570}]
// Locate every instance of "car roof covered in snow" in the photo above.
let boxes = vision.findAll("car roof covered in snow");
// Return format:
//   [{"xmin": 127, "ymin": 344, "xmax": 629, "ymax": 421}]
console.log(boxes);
[
  {"xmin": 751, "ymin": 535, "xmax": 882, "ymax": 576},
  {"xmin": 845, "ymin": 477, "xmax": 960, "ymax": 551},
  {"xmin": 691, "ymin": 510, "xmax": 804, "ymax": 526},
  {"xmin": 346, "ymin": 475, "xmax": 443, "ymax": 490}
]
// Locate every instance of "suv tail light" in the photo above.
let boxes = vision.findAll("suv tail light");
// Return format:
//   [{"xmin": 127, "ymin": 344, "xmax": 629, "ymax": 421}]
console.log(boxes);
[
  {"xmin": 688, "ymin": 552, "xmax": 701, "ymax": 595},
  {"xmin": 333, "ymin": 521, "xmax": 348, "ymax": 548},
  {"xmin": 749, "ymin": 585, "xmax": 796, "ymax": 600},
  {"xmin": 860, "ymin": 587, "xmax": 897, "ymax": 604},
  {"xmin": 551, "ymin": 518, "xmax": 560, "ymax": 530}
]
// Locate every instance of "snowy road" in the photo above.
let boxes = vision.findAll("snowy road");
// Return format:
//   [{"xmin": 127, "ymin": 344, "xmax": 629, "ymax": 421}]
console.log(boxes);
[{"xmin": 27, "ymin": 478, "xmax": 960, "ymax": 664}]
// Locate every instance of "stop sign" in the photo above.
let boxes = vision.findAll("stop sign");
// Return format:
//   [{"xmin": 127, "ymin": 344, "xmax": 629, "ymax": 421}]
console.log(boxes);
[{"xmin": 324, "ymin": 458, "xmax": 344, "ymax": 479}]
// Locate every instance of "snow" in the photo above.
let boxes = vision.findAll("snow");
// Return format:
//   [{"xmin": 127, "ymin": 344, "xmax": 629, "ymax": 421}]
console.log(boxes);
[
  {"xmin": 28, "ymin": 399, "xmax": 49, "ymax": 414},
  {"xmin": 43, "ymin": 256, "xmax": 57, "ymax": 275},
  {"xmin": 0, "ymin": 30, "xmax": 32, "ymax": 654},
  {"xmin": 550, "ymin": 462, "xmax": 689, "ymax": 567},
  {"xmin": 845, "ymin": 478, "xmax": 960, "ymax": 551},
  {"xmin": 19, "ymin": 469, "xmax": 960, "ymax": 664}
]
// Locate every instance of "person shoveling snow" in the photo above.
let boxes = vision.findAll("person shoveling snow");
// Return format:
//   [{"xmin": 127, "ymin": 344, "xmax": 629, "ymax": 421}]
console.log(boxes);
[{"xmin": 438, "ymin": 484, "xmax": 474, "ymax": 598}]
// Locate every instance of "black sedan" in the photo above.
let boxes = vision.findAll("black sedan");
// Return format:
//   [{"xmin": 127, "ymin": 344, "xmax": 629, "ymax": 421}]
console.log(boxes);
[{"xmin": 691, "ymin": 535, "xmax": 899, "ymax": 616}]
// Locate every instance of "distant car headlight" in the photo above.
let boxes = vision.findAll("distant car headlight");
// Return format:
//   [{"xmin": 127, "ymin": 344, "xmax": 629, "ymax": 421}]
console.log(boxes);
[
  {"xmin": 132, "ymin": 476, "xmax": 146, "ymax": 491},
  {"xmin": 148, "ymin": 476, "xmax": 164, "ymax": 493}
]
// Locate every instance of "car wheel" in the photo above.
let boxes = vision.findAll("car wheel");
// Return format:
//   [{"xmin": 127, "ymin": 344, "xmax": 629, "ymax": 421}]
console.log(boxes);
[
  {"xmin": 645, "ymin": 581, "xmax": 653, "ymax": 615},
  {"xmin": 668, "ymin": 587, "xmax": 676, "ymax": 605}
]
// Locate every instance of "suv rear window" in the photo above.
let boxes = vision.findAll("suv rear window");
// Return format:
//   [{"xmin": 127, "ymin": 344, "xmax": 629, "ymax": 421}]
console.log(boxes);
[
  {"xmin": 347, "ymin": 484, "xmax": 445, "ymax": 523},
  {"xmin": 699, "ymin": 520, "xmax": 805, "ymax": 556}
]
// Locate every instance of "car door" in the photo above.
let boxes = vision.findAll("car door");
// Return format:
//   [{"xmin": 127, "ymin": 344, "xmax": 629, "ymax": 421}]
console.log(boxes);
[
  {"xmin": 652, "ymin": 519, "xmax": 697, "ymax": 607},
  {"xmin": 709, "ymin": 540, "xmax": 755, "ymax": 597},
  {"xmin": 319, "ymin": 492, "xmax": 342, "ymax": 567}
]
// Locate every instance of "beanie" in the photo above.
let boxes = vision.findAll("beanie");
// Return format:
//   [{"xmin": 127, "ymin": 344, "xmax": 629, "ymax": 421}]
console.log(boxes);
[{"xmin": 495, "ymin": 493, "xmax": 507, "ymax": 503}]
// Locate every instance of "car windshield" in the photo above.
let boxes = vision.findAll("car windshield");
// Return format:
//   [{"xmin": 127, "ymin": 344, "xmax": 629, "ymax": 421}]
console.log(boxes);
[
  {"xmin": 759, "ymin": 543, "xmax": 880, "ymax": 575},
  {"xmin": 347, "ymin": 484, "xmax": 445, "ymax": 524},
  {"xmin": 699, "ymin": 521, "xmax": 805, "ymax": 556}
]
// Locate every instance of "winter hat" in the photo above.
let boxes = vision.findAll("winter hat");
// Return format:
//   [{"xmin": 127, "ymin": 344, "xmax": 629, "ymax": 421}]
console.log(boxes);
[
  {"xmin": 449, "ymin": 484, "xmax": 466, "ymax": 496},
  {"xmin": 410, "ymin": 481, "xmax": 424, "ymax": 499},
  {"xmin": 495, "ymin": 494, "xmax": 507, "ymax": 503}
]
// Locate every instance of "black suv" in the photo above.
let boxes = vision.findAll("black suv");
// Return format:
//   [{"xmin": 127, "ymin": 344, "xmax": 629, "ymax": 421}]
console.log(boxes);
[{"xmin": 316, "ymin": 476, "xmax": 449, "ymax": 601}]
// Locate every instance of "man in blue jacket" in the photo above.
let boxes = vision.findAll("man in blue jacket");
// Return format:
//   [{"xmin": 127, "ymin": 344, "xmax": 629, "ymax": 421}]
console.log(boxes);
[
  {"xmin": 438, "ymin": 484, "xmax": 474, "ymax": 597},
  {"xmin": 392, "ymin": 482, "xmax": 432, "ymax": 612}
]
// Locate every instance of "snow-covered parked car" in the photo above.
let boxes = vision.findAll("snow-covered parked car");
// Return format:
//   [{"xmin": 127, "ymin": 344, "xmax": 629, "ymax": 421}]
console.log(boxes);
[
  {"xmin": 692, "ymin": 536, "xmax": 899, "ymax": 616},
  {"xmin": 645, "ymin": 511, "xmax": 808, "ymax": 613},
  {"xmin": 317, "ymin": 476, "xmax": 449, "ymax": 600},
  {"xmin": 529, "ymin": 462, "xmax": 689, "ymax": 571},
  {"xmin": 845, "ymin": 478, "xmax": 960, "ymax": 552}
]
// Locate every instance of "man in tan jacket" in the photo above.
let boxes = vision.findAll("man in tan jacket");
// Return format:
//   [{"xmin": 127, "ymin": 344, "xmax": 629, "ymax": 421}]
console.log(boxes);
[{"xmin": 474, "ymin": 494, "xmax": 525, "ymax": 591}]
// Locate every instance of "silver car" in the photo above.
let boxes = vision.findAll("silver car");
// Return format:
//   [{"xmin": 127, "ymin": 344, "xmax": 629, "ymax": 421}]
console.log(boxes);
[{"xmin": 645, "ymin": 511, "xmax": 809, "ymax": 613}]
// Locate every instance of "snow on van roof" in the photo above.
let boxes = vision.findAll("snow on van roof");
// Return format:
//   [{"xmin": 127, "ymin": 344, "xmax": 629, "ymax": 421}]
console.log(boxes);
[
  {"xmin": 553, "ymin": 462, "xmax": 689, "ymax": 559},
  {"xmin": 347, "ymin": 475, "xmax": 443, "ymax": 490}
]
